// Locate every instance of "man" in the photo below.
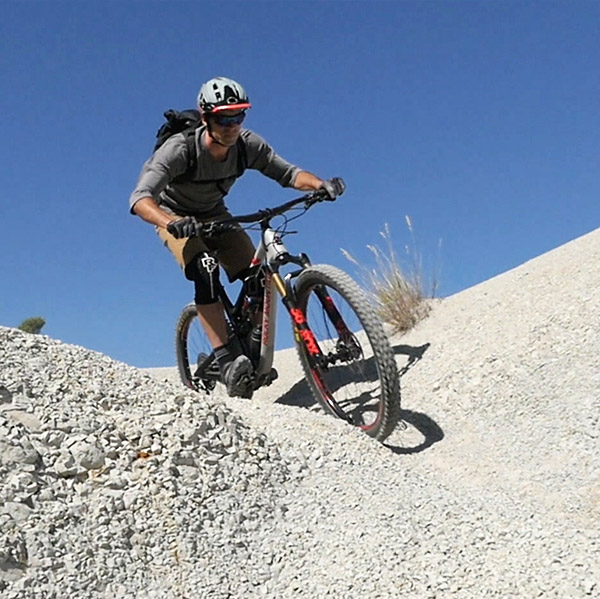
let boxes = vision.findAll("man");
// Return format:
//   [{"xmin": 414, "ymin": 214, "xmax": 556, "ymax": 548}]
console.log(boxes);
[{"xmin": 129, "ymin": 76, "xmax": 344, "ymax": 397}]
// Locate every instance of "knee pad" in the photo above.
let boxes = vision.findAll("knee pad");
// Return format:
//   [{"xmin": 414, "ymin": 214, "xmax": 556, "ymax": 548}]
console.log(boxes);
[{"xmin": 185, "ymin": 252, "xmax": 222, "ymax": 305}]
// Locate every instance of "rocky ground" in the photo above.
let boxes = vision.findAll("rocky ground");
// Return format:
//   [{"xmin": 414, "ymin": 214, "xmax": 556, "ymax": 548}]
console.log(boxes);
[{"xmin": 1, "ymin": 228, "xmax": 599, "ymax": 598}]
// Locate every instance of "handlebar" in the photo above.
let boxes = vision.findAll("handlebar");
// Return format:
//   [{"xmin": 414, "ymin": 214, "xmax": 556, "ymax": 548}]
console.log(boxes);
[
  {"xmin": 231, "ymin": 187, "xmax": 332, "ymax": 223},
  {"xmin": 195, "ymin": 187, "xmax": 339, "ymax": 238}
]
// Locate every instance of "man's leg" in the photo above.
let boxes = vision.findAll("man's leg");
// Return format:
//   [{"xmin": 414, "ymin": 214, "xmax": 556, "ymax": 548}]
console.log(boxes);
[
  {"xmin": 209, "ymin": 225, "xmax": 260, "ymax": 397},
  {"xmin": 196, "ymin": 301, "xmax": 253, "ymax": 398},
  {"xmin": 156, "ymin": 217, "xmax": 254, "ymax": 397},
  {"xmin": 195, "ymin": 301, "xmax": 228, "ymax": 348},
  {"xmin": 187, "ymin": 258, "xmax": 254, "ymax": 398}
]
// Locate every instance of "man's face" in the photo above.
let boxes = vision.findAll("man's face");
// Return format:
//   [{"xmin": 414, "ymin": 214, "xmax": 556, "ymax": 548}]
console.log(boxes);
[{"xmin": 207, "ymin": 109, "xmax": 246, "ymax": 147}]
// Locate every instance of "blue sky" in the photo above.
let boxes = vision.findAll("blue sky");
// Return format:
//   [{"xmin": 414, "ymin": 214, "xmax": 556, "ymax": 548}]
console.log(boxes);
[{"xmin": 1, "ymin": 1, "xmax": 599, "ymax": 367}]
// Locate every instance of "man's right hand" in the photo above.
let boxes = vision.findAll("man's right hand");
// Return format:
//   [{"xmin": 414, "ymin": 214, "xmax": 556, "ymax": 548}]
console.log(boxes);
[{"xmin": 167, "ymin": 217, "xmax": 201, "ymax": 239}]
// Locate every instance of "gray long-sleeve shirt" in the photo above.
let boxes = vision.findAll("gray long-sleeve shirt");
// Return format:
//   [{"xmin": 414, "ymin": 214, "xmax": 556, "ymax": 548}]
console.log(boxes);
[{"xmin": 129, "ymin": 127, "xmax": 301, "ymax": 216}]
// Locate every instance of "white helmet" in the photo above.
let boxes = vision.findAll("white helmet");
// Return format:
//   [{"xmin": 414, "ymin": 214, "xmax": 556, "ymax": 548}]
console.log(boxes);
[{"xmin": 197, "ymin": 77, "xmax": 251, "ymax": 114}]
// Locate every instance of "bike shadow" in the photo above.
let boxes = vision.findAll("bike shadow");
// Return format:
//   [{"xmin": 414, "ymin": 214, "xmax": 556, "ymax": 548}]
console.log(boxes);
[
  {"xmin": 275, "ymin": 352, "xmax": 382, "ymax": 408},
  {"xmin": 385, "ymin": 341, "xmax": 445, "ymax": 454},
  {"xmin": 393, "ymin": 342, "xmax": 431, "ymax": 377},
  {"xmin": 385, "ymin": 409, "xmax": 445, "ymax": 454},
  {"xmin": 275, "ymin": 341, "xmax": 444, "ymax": 456},
  {"xmin": 275, "ymin": 379, "xmax": 318, "ymax": 408}
]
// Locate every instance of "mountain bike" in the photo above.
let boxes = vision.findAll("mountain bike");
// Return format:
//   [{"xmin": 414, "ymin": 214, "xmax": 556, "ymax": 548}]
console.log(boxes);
[{"xmin": 174, "ymin": 187, "xmax": 401, "ymax": 442}]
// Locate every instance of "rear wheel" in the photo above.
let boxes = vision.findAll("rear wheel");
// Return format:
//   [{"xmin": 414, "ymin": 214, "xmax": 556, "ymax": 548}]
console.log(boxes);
[
  {"xmin": 175, "ymin": 303, "xmax": 218, "ymax": 392},
  {"xmin": 293, "ymin": 265, "xmax": 401, "ymax": 442}
]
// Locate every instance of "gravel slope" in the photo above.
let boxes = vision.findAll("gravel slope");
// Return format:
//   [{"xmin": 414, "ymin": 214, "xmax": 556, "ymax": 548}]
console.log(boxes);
[{"xmin": 2, "ymin": 228, "xmax": 599, "ymax": 598}]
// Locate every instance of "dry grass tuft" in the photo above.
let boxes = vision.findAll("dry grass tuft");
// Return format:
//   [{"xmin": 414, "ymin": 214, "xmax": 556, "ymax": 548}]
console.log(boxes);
[{"xmin": 342, "ymin": 218, "xmax": 440, "ymax": 334}]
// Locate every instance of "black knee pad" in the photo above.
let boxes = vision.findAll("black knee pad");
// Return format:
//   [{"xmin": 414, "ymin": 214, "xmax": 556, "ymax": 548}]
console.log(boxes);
[{"xmin": 185, "ymin": 252, "xmax": 222, "ymax": 305}]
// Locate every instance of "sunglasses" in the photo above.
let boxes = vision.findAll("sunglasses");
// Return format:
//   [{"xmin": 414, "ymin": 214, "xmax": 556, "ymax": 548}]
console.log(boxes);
[{"xmin": 212, "ymin": 112, "xmax": 246, "ymax": 127}]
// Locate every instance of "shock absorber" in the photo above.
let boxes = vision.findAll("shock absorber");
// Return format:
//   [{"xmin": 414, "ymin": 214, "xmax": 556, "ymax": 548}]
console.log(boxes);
[{"xmin": 248, "ymin": 324, "xmax": 262, "ymax": 362}]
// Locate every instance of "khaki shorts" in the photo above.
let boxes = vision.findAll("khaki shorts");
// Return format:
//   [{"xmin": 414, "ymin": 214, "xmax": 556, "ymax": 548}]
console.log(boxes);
[{"xmin": 156, "ymin": 211, "xmax": 256, "ymax": 282}]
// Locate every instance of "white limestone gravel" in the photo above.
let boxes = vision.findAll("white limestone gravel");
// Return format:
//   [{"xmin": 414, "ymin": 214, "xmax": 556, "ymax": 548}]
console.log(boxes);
[{"xmin": 1, "ymin": 227, "xmax": 599, "ymax": 598}]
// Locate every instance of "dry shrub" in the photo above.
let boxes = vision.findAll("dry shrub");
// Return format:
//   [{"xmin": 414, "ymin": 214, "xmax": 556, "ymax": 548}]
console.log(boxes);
[{"xmin": 342, "ymin": 218, "xmax": 439, "ymax": 334}]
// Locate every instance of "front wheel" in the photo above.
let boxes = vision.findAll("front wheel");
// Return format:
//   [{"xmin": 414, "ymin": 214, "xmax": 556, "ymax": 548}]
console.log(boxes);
[{"xmin": 293, "ymin": 265, "xmax": 401, "ymax": 442}]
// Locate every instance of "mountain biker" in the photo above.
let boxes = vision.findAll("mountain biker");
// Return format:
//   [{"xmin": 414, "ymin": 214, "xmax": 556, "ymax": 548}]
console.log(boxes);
[{"xmin": 129, "ymin": 76, "xmax": 345, "ymax": 398}]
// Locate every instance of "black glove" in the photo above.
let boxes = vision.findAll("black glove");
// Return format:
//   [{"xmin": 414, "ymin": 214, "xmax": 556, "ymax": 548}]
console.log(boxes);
[
  {"xmin": 320, "ymin": 177, "xmax": 346, "ymax": 201},
  {"xmin": 167, "ymin": 216, "xmax": 201, "ymax": 239}
]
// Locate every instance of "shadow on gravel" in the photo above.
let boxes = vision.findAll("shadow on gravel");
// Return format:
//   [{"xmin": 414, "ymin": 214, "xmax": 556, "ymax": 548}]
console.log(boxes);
[
  {"xmin": 275, "ymin": 354, "xmax": 380, "ymax": 409},
  {"xmin": 276, "ymin": 341, "xmax": 443, "ymax": 454},
  {"xmin": 392, "ymin": 342, "xmax": 431, "ymax": 377},
  {"xmin": 276, "ymin": 343, "xmax": 433, "ymax": 409},
  {"xmin": 275, "ymin": 379, "xmax": 317, "ymax": 408},
  {"xmin": 384, "ymin": 342, "xmax": 445, "ymax": 454},
  {"xmin": 384, "ymin": 410, "xmax": 445, "ymax": 454}
]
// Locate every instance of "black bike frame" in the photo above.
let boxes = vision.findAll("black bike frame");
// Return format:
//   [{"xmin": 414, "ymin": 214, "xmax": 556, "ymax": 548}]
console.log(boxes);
[
  {"xmin": 247, "ymin": 222, "xmax": 354, "ymax": 423},
  {"xmin": 198, "ymin": 191, "xmax": 356, "ymax": 423}
]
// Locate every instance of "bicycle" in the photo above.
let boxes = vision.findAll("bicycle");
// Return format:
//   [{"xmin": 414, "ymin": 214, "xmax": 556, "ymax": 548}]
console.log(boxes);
[{"xmin": 174, "ymin": 187, "xmax": 402, "ymax": 442}]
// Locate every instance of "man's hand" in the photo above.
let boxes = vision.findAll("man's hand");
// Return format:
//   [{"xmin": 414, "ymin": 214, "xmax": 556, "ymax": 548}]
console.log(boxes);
[
  {"xmin": 320, "ymin": 177, "xmax": 346, "ymax": 200},
  {"xmin": 167, "ymin": 216, "xmax": 201, "ymax": 239}
]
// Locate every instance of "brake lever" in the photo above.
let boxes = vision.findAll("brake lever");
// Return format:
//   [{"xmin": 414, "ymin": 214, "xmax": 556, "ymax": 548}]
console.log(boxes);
[
  {"xmin": 202, "ymin": 221, "xmax": 243, "ymax": 239},
  {"xmin": 304, "ymin": 190, "xmax": 330, "ymax": 206},
  {"xmin": 198, "ymin": 221, "xmax": 219, "ymax": 238}
]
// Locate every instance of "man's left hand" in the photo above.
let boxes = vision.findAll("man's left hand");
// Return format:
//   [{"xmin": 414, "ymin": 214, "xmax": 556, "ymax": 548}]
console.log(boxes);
[{"xmin": 320, "ymin": 177, "xmax": 346, "ymax": 200}]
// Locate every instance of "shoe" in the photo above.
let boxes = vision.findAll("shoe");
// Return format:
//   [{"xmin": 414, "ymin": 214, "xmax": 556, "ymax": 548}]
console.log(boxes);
[{"xmin": 221, "ymin": 355, "xmax": 254, "ymax": 398}]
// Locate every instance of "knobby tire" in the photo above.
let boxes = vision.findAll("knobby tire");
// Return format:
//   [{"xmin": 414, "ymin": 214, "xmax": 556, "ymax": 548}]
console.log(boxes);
[
  {"xmin": 293, "ymin": 264, "xmax": 401, "ymax": 442},
  {"xmin": 175, "ymin": 303, "xmax": 214, "ymax": 392}
]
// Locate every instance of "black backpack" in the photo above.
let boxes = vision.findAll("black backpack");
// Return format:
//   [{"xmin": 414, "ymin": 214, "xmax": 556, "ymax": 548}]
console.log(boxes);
[{"xmin": 153, "ymin": 109, "xmax": 248, "ymax": 186}]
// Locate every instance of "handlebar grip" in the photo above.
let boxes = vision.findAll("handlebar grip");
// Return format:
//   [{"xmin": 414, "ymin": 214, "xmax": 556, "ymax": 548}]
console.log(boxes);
[
  {"xmin": 200, "ymin": 221, "xmax": 243, "ymax": 238},
  {"xmin": 333, "ymin": 177, "xmax": 346, "ymax": 196},
  {"xmin": 311, "ymin": 189, "xmax": 331, "ymax": 201}
]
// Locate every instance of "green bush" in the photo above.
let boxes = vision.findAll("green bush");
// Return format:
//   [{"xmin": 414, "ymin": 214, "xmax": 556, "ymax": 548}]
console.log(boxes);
[{"xmin": 18, "ymin": 317, "xmax": 46, "ymax": 334}]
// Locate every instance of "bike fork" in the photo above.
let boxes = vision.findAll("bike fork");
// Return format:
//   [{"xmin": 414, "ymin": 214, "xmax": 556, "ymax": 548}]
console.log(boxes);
[
  {"xmin": 312, "ymin": 285, "xmax": 353, "ymax": 337},
  {"xmin": 276, "ymin": 272, "xmax": 354, "ymax": 425}
]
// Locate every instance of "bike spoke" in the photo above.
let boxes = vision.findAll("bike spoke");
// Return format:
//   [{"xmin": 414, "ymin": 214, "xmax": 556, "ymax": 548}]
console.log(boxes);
[{"xmin": 302, "ymin": 289, "xmax": 384, "ymax": 431}]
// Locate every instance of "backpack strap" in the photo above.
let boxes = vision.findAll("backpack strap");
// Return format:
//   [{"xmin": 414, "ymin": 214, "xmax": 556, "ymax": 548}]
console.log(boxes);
[
  {"xmin": 236, "ymin": 136, "xmax": 248, "ymax": 175},
  {"xmin": 183, "ymin": 128, "xmax": 199, "ymax": 176}
]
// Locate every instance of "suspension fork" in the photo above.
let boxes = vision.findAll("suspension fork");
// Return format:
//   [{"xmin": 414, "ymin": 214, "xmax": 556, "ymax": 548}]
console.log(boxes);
[
  {"xmin": 273, "ymin": 270, "xmax": 325, "ymax": 364},
  {"xmin": 259, "ymin": 226, "xmax": 352, "ymax": 423},
  {"xmin": 312, "ymin": 285, "xmax": 354, "ymax": 338},
  {"xmin": 276, "ymin": 269, "xmax": 353, "ymax": 425},
  {"xmin": 264, "ymin": 250, "xmax": 326, "ymax": 365},
  {"xmin": 285, "ymin": 270, "xmax": 353, "ymax": 343}
]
